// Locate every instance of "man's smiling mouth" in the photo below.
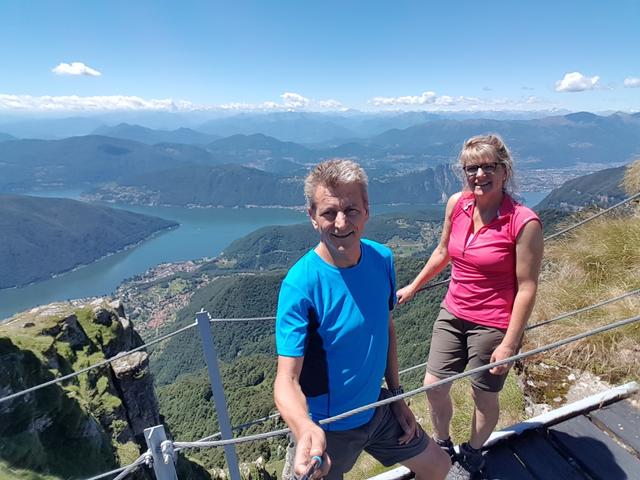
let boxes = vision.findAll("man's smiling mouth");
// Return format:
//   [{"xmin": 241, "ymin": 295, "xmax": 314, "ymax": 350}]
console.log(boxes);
[{"xmin": 332, "ymin": 232, "xmax": 354, "ymax": 238}]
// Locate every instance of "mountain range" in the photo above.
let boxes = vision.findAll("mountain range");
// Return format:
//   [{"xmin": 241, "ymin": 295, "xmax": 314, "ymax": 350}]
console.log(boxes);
[
  {"xmin": 88, "ymin": 163, "xmax": 460, "ymax": 207},
  {"xmin": 93, "ymin": 123, "xmax": 221, "ymax": 145},
  {"xmin": 0, "ymin": 109, "xmax": 571, "ymax": 142},
  {"xmin": 535, "ymin": 164, "xmax": 628, "ymax": 211},
  {"xmin": 2, "ymin": 111, "xmax": 638, "ymax": 208}
]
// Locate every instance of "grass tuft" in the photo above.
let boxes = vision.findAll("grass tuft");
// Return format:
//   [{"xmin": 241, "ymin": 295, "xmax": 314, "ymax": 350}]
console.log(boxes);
[{"xmin": 622, "ymin": 159, "xmax": 640, "ymax": 196}]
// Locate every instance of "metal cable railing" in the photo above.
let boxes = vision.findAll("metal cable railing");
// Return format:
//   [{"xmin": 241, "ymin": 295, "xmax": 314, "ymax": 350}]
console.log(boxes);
[
  {"xmin": 417, "ymin": 190, "xmax": 640, "ymax": 292},
  {"xmin": 544, "ymin": 190, "xmax": 640, "ymax": 241},
  {"xmin": 399, "ymin": 287, "xmax": 640, "ymax": 375},
  {"xmin": 86, "ymin": 310, "xmax": 640, "ymax": 479},
  {"xmin": 0, "ymin": 321, "xmax": 198, "ymax": 405},
  {"xmin": 172, "ymin": 313, "xmax": 640, "ymax": 450},
  {"xmin": 178, "ymin": 285, "xmax": 640, "ymax": 448},
  {"xmin": 5, "ymin": 191, "xmax": 638, "ymax": 407}
]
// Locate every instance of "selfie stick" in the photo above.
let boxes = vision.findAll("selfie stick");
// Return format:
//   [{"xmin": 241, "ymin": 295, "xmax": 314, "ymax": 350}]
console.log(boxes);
[{"xmin": 298, "ymin": 455, "xmax": 323, "ymax": 480}]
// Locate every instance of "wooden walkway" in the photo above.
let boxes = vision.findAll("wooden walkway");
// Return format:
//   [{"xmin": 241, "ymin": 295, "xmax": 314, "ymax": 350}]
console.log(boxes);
[
  {"xmin": 484, "ymin": 398, "xmax": 640, "ymax": 479},
  {"xmin": 369, "ymin": 382, "xmax": 640, "ymax": 480}
]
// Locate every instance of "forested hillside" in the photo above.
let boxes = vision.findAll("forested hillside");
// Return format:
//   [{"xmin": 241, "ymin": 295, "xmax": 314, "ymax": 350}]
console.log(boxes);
[
  {"xmin": 219, "ymin": 207, "xmax": 443, "ymax": 270},
  {"xmin": 0, "ymin": 195, "xmax": 177, "ymax": 289},
  {"xmin": 535, "ymin": 164, "xmax": 627, "ymax": 211},
  {"xmin": 89, "ymin": 163, "xmax": 459, "ymax": 207}
]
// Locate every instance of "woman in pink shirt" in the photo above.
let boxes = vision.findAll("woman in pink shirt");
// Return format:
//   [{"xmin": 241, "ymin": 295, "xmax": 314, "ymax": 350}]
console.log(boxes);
[{"xmin": 397, "ymin": 134, "xmax": 543, "ymax": 480}]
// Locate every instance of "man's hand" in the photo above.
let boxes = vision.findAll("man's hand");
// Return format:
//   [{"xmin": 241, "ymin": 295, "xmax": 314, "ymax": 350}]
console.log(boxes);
[
  {"xmin": 396, "ymin": 285, "xmax": 417, "ymax": 305},
  {"xmin": 294, "ymin": 423, "xmax": 331, "ymax": 478},
  {"xmin": 489, "ymin": 343, "xmax": 516, "ymax": 375},
  {"xmin": 390, "ymin": 399, "xmax": 421, "ymax": 444}
]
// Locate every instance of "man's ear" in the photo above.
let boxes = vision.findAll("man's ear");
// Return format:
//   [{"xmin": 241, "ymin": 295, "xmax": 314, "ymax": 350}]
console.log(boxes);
[{"xmin": 308, "ymin": 208, "xmax": 318, "ymax": 230}]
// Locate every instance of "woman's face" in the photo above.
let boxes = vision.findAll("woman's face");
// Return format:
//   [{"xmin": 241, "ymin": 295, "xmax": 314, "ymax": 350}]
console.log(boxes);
[{"xmin": 462, "ymin": 155, "xmax": 508, "ymax": 198}]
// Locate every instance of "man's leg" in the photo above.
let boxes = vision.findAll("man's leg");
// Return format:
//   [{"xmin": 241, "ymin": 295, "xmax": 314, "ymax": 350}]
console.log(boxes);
[
  {"xmin": 424, "ymin": 372, "xmax": 454, "ymax": 442},
  {"xmin": 468, "ymin": 387, "xmax": 500, "ymax": 449},
  {"xmin": 364, "ymin": 390, "xmax": 451, "ymax": 480},
  {"xmin": 401, "ymin": 438, "xmax": 451, "ymax": 480},
  {"xmin": 324, "ymin": 427, "xmax": 367, "ymax": 480}
]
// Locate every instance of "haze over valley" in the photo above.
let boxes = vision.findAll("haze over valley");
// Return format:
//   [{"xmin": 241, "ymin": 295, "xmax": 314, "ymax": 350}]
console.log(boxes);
[{"xmin": 1, "ymin": 110, "xmax": 638, "ymax": 320}]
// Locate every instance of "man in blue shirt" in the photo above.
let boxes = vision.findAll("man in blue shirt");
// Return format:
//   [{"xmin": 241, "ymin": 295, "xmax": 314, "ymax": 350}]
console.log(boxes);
[{"xmin": 274, "ymin": 159, "xmax": 450, "ymax": 479}]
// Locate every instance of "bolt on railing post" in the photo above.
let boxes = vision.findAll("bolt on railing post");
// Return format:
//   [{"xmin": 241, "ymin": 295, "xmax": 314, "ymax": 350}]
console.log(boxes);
[
  {"xmin": 196, "ymin": 310, "xmax": 242, "ymax": 480},
  {"xmin": 144, "ymin": 425, "xmax": 178, "ymax": 480}
]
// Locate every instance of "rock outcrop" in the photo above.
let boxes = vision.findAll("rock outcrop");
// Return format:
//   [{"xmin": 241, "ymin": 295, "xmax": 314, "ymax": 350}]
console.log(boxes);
[{"xmin": 0, "ymin": 299, "xmax": 159, "ymax": 479}]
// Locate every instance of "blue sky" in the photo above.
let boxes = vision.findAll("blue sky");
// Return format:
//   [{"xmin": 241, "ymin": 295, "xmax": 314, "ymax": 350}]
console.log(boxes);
[{"xmin": 1, "ymin": 0, "xmax": 639, "ymax": 114}]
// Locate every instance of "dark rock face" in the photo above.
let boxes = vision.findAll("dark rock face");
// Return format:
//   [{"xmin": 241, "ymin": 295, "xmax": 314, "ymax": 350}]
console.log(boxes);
[
  {"xmin": 0, "ymin": 299, "xmax": 162, "ymax": 478},
  {"xmin": 111, "ymin": 351, "xmax": 160, "ymax": 438}
]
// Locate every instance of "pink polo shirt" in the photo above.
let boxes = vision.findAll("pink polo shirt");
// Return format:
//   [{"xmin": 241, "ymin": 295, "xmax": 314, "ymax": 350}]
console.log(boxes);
[{"xmin": 443, "ymin": 192, "xmax": 541, "ymax": 329}]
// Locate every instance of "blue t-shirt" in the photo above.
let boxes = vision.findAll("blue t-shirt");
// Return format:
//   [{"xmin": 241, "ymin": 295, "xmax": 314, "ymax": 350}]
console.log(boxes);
[{"xmin": 276, "ymin": 239, "xmax": 396, "ymax": 430}]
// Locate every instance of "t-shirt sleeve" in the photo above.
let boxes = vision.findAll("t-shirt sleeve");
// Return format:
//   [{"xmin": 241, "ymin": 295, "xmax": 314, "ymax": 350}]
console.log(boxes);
[
  {"xmin": 512, "ymin": 205, "xmax": 542, "ymax": 240},
  {"xmin": 275, "ymin": 278, "xmax": 313, "ymax": 357},
  {"xmin": 388, "ymin": 250, "xmax": 397, "ymax": 311}
]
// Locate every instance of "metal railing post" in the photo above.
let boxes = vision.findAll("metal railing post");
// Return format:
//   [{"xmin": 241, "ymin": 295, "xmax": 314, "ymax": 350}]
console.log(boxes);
[
  {"xmin": 144, "ymin": 425, "xmax": 178, "ymax": 480},
  {"xmin": 196, "ymin": 310, "xmax": 242, "ymax": 480}
]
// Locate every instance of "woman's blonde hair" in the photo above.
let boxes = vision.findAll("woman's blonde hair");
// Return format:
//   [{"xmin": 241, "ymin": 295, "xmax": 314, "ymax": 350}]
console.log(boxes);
[{"xmin": 459, "ymin": 134, "xmax": 516, "ymax": 193}]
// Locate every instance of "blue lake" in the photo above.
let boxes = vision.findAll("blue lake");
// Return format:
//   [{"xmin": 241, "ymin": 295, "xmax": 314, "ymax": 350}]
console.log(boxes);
[{"xmin": 0, "ymin": 190, "xmax": 548, "ymax": 320}]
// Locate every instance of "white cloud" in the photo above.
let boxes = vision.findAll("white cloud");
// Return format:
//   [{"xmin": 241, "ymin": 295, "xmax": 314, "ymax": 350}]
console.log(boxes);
[
  {"xmin": 0, "ymin": 94, "xmax": 196, "ymax": 112},
  {"xmin": 281, "ymin": 92, "xmax": 310, "ymax": 110},
  {"xmin": 554, "ymin": 72, "xmax": 600, "ymax": 92},
  {"xmin": 52, "ymin": 62, "xmax": 102, "ymax": 77},
  {"xmin": 372, "ymin": 91, "xmax": 437, "ymax": 106},
  {"xmin": 0, "ymin": 92, "xmax": 348, "ymax": 113},
  {"xmin": 368, "ymin": 90, "xmax": 549, "ymax": 111},
  {"xmin": 624, "ymin": 77, "xmax": 640, "ymax": 88},
  {"xmin": 318, "ymin": 99, "xmax": 345, "ymax": 110},
  {"xmin": 0, "ymin": 90, "xmax": 556, "ymax": 113}
]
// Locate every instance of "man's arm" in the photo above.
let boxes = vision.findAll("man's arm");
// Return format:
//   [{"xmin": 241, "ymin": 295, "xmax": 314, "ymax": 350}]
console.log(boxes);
[
  {"xmin": 274, "ymin": 355, "xmax": 330, "ymax": 476},
  {"xmin": 384, "ymin": 314, "xmax": 420, "ymax": 444}
]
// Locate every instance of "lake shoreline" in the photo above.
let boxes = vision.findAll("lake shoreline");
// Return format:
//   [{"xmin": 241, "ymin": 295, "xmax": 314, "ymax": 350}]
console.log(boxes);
[{"xmin": 0, "ymin": 223, "xmax": 179, "ymax": 293}]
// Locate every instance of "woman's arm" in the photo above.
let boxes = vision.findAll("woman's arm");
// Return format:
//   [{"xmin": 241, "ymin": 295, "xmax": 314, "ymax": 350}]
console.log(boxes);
[
  {"xmin": 396, "ymin": 192, "xmax": 461, "ymax": 304},
  {"xmin": 489, "ymin": 220, "xmax": 544, "ymax": 374}
]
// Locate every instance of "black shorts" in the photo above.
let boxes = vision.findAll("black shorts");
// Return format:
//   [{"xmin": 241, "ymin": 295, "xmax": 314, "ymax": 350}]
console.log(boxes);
[{"xmin": 323, "ymin": 389, "xmax": 429, "ymax": 479}]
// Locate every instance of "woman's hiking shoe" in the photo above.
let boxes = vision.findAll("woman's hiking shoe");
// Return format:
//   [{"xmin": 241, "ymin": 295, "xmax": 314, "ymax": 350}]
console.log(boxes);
[
  {"xmin": 445, "ymin": 442, "xmax": 485, "ymax": 480},
  {"xmin": 435, "ymin": 437, "xmax": 456, "ymax": 462}
]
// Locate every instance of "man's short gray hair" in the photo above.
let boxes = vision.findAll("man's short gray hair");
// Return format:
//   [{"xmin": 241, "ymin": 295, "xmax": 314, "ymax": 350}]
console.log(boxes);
[{"xmin": 304, "ymin": 159, "xmax": 369, "ymax": 209}]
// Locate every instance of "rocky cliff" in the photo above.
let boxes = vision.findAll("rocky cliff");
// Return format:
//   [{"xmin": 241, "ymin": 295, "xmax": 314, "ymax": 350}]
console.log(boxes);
[{"xmin": 0, "ymin": 299, "xmax": 163, "ymax": 479}]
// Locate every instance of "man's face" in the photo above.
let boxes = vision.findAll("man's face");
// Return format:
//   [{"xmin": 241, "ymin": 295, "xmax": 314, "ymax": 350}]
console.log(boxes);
[{"xmin": 308, "ymin": 182, "xmax": 369, "ymax": 267}]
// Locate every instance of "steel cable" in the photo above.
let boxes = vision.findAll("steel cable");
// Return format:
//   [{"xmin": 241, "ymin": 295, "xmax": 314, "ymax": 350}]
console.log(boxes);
[
  {"xmin": 417, "ymin": 190, "xmax": 640, "ymax": 292},
  {"xmin": 0, "ymin": 321, "xmax": 197, "ymax": 404},
  {"xmin": 173, "ymin": 313, "xmax": 639, "ymax": 450}
]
